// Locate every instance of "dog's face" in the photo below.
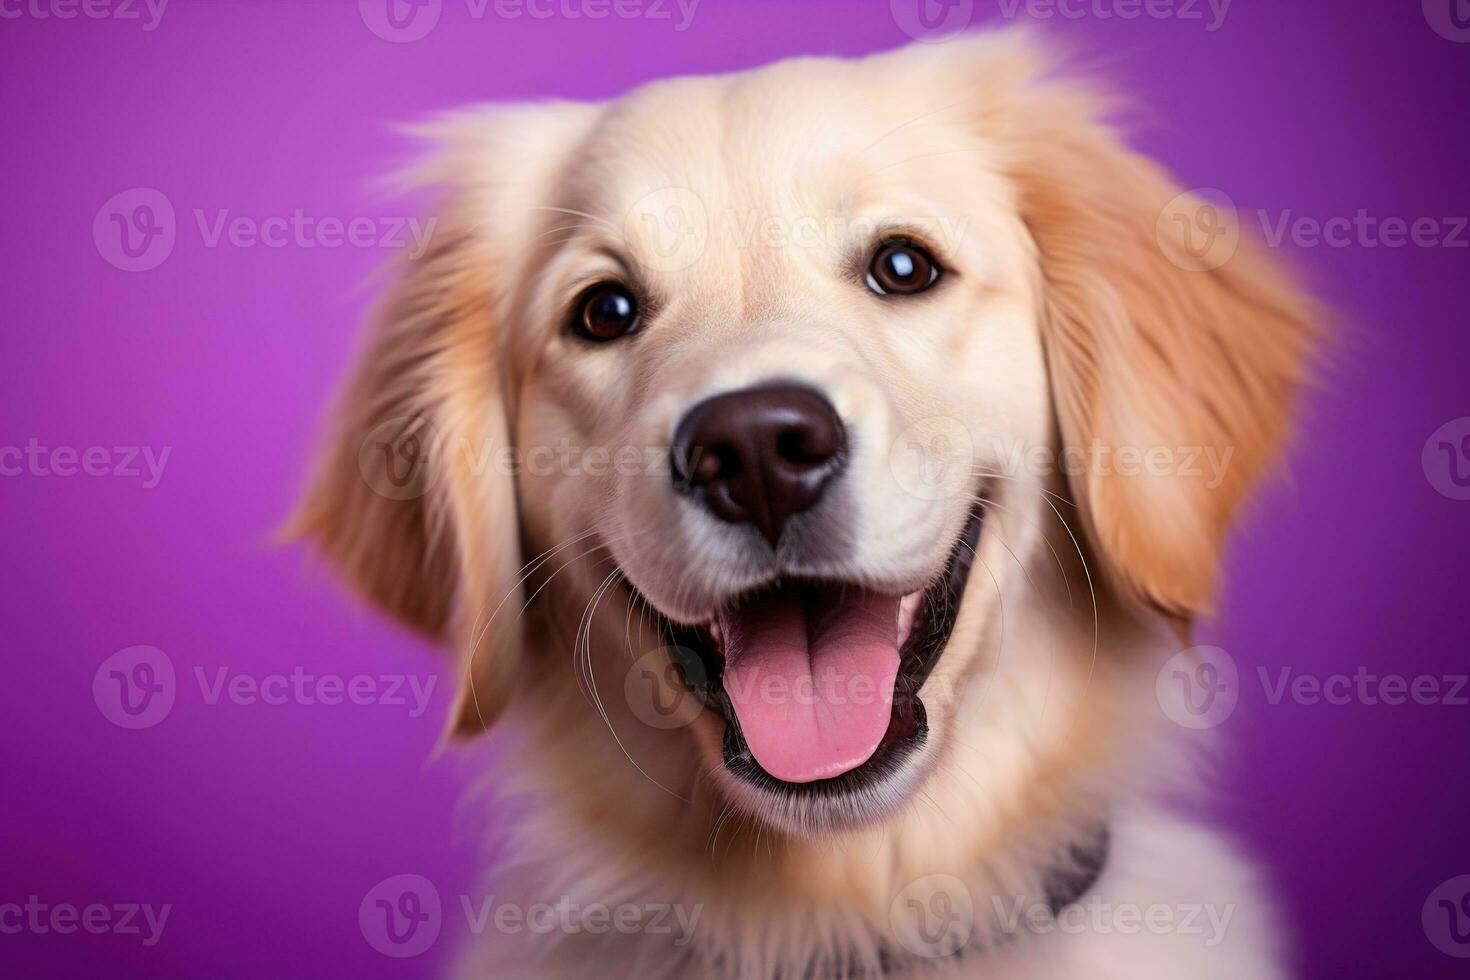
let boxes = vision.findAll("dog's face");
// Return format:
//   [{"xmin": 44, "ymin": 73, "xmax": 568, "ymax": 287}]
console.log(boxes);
[
  {"xmin": 293, "ymin": 35, "xmax": 1314, "ymax": 841},
  {"xmin": 507, "ymin": 55, "xmax": 1055, "ymax": 830}
]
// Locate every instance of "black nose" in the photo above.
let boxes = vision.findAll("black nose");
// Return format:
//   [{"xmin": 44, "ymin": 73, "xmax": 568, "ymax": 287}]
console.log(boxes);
[{"xmin": 670, "ymin": 384, "xmax": 847, "ymax": 545}]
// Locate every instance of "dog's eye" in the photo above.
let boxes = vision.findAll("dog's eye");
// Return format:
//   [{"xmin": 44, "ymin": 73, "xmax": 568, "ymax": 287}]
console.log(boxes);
[
  {"xmin": 572, "ymin": 283, "xmax": 641, "ymax": 342},
  {"xmin": 866, "ymin": 240, "xmax": 941, "ymax": 296}
]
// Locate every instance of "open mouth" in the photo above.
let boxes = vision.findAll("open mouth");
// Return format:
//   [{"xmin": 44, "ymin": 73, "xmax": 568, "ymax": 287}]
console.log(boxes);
[{"xmin": 644, "ymin": 504, "xmax": 984, "ymax": 801}]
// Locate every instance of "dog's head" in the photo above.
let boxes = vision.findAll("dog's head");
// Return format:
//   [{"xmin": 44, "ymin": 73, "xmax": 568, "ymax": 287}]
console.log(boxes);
[{"xmin": 291, "ymin": 33, "xmax": 1313, "ymax": 839}]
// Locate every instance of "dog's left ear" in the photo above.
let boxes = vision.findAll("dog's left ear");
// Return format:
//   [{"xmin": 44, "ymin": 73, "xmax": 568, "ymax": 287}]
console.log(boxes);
[
  {"xmin": 286, "ymin": 102, "xmax": 599, "ymax": 737},
  {"xmin": 980, "ymin": 39, "xmax": 1320, "ymax": 619}
]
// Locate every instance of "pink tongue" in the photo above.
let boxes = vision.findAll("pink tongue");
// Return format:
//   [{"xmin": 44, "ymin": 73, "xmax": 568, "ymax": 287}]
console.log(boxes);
[{"xmin": 718, "ymin": 586, "xmax": 901, "ymax": 783}]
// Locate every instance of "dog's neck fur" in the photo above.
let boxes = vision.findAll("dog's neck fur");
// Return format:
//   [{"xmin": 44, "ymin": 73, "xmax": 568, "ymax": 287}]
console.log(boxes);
[
  {"xmin": 483, "ymin": 766, "xmax": 1118, "ymax": 980},
  {"xmin": 668, "ymin": 826, "xmax": 1113, "ymax": 980},
  {"xmin": 797, "ymin": 824, "xmax": 1112, "ymax": 980}
]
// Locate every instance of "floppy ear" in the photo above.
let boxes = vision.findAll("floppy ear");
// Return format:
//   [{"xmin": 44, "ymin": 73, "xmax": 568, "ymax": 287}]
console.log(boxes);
[
  {"xmin": 988, "ymin": 41, "xmax": 1319, "ymax": 619},
  {"xmin": 286, "ymin": 102, "xmax": 597, "ymax": 735}
]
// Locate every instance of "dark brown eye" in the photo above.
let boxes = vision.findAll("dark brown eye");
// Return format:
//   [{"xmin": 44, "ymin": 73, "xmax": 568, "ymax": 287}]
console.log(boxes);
[
  {"xmin": 572, "ymin": 283, "xmax": 640, "ymax": 341},
  {"xmin": 866, "ymin": 240, "xmax": 941, "ymax": 296}
]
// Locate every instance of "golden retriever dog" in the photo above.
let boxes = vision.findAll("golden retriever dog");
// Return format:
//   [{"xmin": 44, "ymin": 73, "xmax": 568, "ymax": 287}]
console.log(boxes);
[{"xmin": 290, "ymin": 30, "xmax": 1315, "ymax": 979}]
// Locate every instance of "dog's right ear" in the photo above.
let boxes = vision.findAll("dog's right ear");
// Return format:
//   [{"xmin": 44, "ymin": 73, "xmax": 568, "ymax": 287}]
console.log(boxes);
[
  {"xmin": 285, "ymin": 227, "xmax": 483, "ymax": 639},
  {"xmin": 285, "ymin": 102, "xmax": 598, "ymax": 737},
  {"xmin": 939, "ymin": 33, "xmax": 1320, "ymax": 620}
]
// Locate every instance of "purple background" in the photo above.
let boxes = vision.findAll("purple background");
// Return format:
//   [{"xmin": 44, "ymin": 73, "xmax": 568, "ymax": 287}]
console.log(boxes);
[{"xmin": 3, "ymin": 1, "xmax": 1468, "ymax": 977}]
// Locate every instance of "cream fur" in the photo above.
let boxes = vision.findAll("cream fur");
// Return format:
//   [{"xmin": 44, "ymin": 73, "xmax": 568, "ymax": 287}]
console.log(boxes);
[{"xmin": 290, "ymin": 30, "xmax": 1315, "ymax": 979}]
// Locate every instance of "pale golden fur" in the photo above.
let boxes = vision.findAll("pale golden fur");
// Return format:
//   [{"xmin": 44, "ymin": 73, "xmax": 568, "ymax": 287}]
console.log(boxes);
[{"xmin": 289, "ymin": 31, "xmax": 1315, "ymax": 979}]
